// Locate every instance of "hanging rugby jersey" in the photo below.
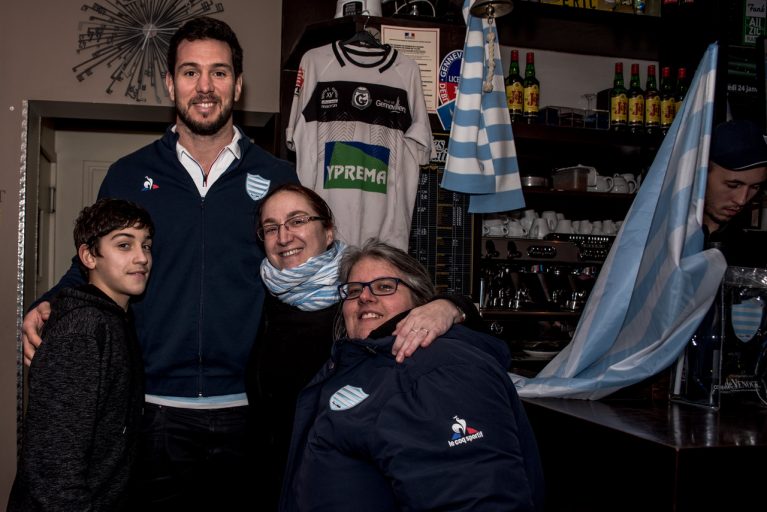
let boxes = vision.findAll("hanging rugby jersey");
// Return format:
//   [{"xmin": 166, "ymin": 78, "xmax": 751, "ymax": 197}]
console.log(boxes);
[{"xmin": 287, "ymin": 41, "xmax": 432, "ymax": 250}]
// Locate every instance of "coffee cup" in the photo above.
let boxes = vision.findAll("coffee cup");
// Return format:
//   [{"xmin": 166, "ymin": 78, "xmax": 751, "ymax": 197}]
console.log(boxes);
[
  {"xmin": 618, "ymin": 173, "xmax": 638, "ymax": 192},
  {"xmin": 541, "ymin": 210, "xmax": 558, "ymax": 231},
  {"xmin": 529, "ymin": 218, "xmax": 551, "ymax": 239},
  {"xmin": 484, "ymin": 224, "xmax": 509, "ymax": 237},
  {"xmin": 591, "ymin": 220, "xmax": 604, "ymax": 235},
  {"xmin": 555, "ymin": 219, "xmax": 574, "ymax": 234},
  {"xmin": 520, "ymin": 209, "xmax": 538, "ymax": 232},
  {"xmin": 585, "ymin": 166, "xmax": 598, "ymax": 187},
  {"xmin": 611, "ymin": 176, "xmax": 630, "ymax": 194},
  {"xmin": 612, "ymin": 174, "xmax": 636, "ymax": 194},
  {"xmin": 578, "ymin": 219, "xmax": 593, "ymax": 234},
  {"xmin": 602, "ymin": 219, "xmax": 617, "ymax": 235},
  {"xmin": 506, "ymin": 220, "xmax": 527, "ymax": 237},
  {"xmin": 592, "ymin": 175, "xmax": 614, "ymax": 192}
]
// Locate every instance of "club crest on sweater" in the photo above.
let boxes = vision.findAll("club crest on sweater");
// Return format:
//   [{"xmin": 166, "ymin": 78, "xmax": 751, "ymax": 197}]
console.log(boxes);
[
  {"xmin": 329, "ymin": 385, "xmax": 369, "ymax": 411},
  {"xmin": 246, "ymin": 173, "xmax": 271, "ymax": 201}
]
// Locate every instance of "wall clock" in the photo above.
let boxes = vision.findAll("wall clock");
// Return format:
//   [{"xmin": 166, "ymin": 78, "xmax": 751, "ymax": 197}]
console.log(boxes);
[{"xmin": 73, "ymin": 0, "xmax": 225, "ymax": 103}]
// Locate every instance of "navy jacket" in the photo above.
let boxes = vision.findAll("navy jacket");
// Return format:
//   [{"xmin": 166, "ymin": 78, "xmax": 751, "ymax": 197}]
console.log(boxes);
[
  {"xmin": 42, "ymin": 127, "xmax": 298, "ymax": 397},
  {"xmin": 281, "ymin": 314, "xmax": 544, "ymax": 512}
]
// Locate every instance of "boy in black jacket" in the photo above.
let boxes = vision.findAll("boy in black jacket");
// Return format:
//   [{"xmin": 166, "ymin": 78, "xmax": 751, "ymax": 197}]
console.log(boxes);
[{"xmin": 8, "ymin": 198, "xmax": 153, "ymax": 511}]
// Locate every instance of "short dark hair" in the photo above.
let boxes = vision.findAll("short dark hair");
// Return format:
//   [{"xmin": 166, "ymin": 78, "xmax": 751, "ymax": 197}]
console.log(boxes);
[
  {"xmin": 258, "ymin": 183, "xmax": 335, "ymax": 231},
  {"xmin": 74, "ymin": 198, "xmax": 154, "ymax": 274},
  {"xmin": 166, "ymin": 16, "xmax": 243, "ymax": 78}
]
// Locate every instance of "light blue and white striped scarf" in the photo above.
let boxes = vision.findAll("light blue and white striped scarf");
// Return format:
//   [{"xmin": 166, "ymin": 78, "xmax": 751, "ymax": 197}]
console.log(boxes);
[
  {"xmin": 512, "ymin": 43, "xmax": 727, "ymax": 399},
  {"xmin": 440, "ymin": 0, "xmax": 525, "ymax": 213},
  {"xmin": 260, "ymin": 240, "xmax": 347, "ymax": 312}
]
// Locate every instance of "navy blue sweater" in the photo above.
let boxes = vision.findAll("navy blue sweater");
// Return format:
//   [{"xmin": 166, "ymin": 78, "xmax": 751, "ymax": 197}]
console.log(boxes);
[{"xmin": 42, "ymin": 127, "xmax": 298, "ymax": 397}]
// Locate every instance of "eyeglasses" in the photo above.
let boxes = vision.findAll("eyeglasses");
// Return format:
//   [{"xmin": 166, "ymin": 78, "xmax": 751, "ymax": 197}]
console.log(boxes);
[
  {"xmin": 338, "ymin": 277, "xmax": 408, "ymax": 301},
  {"xmin": 257, "ymin": 215, "xmax": 326, "ymax": 241}
]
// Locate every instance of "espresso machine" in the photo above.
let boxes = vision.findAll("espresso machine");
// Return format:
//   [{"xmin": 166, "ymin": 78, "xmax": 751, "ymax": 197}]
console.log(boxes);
[{"xmin": 479, "ymin": 234, "xmax": 615, "ymax": 374}]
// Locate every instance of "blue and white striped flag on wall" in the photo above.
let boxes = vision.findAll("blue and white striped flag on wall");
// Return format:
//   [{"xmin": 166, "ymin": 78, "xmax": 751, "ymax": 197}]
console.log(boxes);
[
  {"xmin": 440, "ymin": 0, "xmax": 525, "ymax": 213},
  {"xmin": 512, "ymin": 43, "xmax": 728, "ymax": 399}
]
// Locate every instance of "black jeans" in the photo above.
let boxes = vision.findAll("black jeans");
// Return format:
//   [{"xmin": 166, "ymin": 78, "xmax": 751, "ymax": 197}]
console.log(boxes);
[{"xmin": 133, "ymin": 403, "xmax": 256, "ymax": 511}]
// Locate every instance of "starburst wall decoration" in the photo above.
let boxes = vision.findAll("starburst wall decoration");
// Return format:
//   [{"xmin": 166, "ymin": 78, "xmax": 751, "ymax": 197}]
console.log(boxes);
[{"xmin": 73, "ymin": 0, "xmax": 225, "ymax": 103}]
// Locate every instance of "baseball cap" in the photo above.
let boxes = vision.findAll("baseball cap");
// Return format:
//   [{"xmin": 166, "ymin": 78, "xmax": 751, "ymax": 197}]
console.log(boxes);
[{"xmin": 710, "ymin": 120, "xmax": 767, "ymax": 171}]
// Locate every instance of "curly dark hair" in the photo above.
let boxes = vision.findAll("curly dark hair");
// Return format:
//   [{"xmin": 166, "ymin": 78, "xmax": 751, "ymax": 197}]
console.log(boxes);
[
  {"xmin": 167, "ymin": 16, "xmax": 243, "ymax": 78},
  {"xmin": 74, "ymin": 198, "xmax": 155, "ymax": 274}
]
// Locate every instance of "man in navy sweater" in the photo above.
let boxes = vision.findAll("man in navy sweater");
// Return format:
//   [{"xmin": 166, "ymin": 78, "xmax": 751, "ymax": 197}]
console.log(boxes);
[{"xmin": 22, "ymin": 16, "xmax": 298, "ymax": 509}]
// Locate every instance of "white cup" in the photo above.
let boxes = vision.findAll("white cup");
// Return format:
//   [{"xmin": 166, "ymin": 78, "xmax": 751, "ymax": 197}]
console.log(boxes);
[
  {"xmin": 484, "ymin": 224, "xmax": 509, "ymax": 237},
  {"xmin": 593, "ymin": 175, "xmax": 614, "ymax": 192},
  {"xmin": 602, "ymin": 219, "xmax": 617, "ymax": 235},
  {"xmin": 555, "ymin": 218, "xmax": 574, "ymax": 234},
  {"xmin": 578, "ymin": 220, "xmax": 593, "ymax": 234},
  {"xmin": 506, "ymin": 219, "xmax": 527, "ymax": 237},
  {"xmin": 585, "ymin": 167, "xmax": 599, "ymax": 187},
  {"xmin": 520, "ymin": 209, "xmax": 538, "ymax": 232},
  {"xmin": 619, "ymin": 173, "xmax": 638, "ymax": 192},
  {"xmin": 541, "ymin": 211, "xmax": 558, "ymax": 231},
  {"xmin": 592, "ymin": 220, "xmax": 604, "ymax": 235},
  {"xmin": 529, "ymin": 218, "xmax": 551, "ymax": 239}
]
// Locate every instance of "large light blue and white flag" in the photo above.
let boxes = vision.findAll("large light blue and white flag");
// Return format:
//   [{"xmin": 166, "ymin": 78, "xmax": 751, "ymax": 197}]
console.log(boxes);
[
  {"xmin": 512, "ymin": 43, "xmax": 728, "ymax": 399},
  {"xmin": 440, "ymin": 0, "xmax": 525, "ymax": 213}
]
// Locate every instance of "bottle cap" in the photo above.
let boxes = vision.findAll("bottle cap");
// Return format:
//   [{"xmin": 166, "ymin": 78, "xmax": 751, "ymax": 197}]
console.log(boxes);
[
  {"xmin": 615, "ymin": 62, "xmax": 623, "ymax": 72},
  {"xmin": 631, "ymin": 63, "xmax": 639, "ymax": 74},
  {"xmin": 511, "ymin": 49, "xmax": 518, "ymax": 59},
  {"xmin": 648, "ymin": 64, "xmax": 656, "ymax": 74}
]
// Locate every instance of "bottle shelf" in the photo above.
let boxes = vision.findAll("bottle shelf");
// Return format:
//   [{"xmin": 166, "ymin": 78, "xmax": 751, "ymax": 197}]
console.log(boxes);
[{"xmin": 496, "ymin": 2, "xmax": 661, "ymax": 60}]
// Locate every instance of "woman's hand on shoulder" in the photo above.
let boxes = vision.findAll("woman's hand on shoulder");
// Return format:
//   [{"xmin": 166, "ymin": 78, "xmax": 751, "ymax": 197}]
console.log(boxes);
[{"xmin": 391, "ymin": 299, "xmax": 464, "ymax": 363}]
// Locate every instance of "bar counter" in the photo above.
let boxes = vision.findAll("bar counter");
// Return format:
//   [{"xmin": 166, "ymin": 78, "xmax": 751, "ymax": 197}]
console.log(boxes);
[{"xmin": 522, "ymin": 396, "xmax": 767, "ymax": 511}]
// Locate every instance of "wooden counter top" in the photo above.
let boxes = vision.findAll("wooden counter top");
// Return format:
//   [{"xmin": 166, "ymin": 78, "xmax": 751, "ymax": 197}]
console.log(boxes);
[{"xmin": 521, "ymin": 397, "xmax": 767, "ymax": 512}]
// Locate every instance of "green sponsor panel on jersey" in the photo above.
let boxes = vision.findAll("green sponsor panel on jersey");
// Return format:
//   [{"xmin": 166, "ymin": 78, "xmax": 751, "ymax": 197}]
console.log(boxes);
[{"xmin": 324, "ymin": 141, "xmax": 390, "ymax": 194}]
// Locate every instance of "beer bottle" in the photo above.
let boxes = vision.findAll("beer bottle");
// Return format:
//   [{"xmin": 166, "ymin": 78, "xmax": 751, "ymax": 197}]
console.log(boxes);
[
  {"xmin": 505, "ymin": 50, "xmax": 524, "ymax": 123},
  {"xmin": 674, "ymin": 67, "xmax": 688, "ymax": 116},
  {"xmin": 523, "ymin": 52, "xmax": 540, "ymax": 124},
  {"xmin": 644, "ymin": 64, "xmax": 660, "ymax": 135},
  {"xmin": 610, "ymin": 62, "xmax": 628, "ymax": 132},
  {"xmin": 660, "ymin": 66, "xmax": 675, "ymax": 134},
  {"xmin": 627, "ymin": 63, "xmax": 645, "ymax": 134}
]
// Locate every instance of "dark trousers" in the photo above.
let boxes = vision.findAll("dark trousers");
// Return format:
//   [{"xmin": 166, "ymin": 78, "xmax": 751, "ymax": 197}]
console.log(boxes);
[{"xmin": 133, "ymin": 403, "xmax": 256, "ymax": 511}]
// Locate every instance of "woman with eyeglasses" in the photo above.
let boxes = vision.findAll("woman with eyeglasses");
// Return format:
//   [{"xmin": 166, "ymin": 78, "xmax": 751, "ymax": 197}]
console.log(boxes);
[
  {"xmin": 249, "ymin": 183, "xmax": 475, "ymax": 509},
  {"xmin": 280, "ymin": 239, "xmax": 544, "ymax": 512}
]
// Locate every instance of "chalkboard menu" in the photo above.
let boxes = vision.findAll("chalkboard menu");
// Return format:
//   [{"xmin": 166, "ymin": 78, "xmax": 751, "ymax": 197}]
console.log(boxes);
[{"xmin": 408, "ymin": 134, "xmax": 475, "ymax": 296}]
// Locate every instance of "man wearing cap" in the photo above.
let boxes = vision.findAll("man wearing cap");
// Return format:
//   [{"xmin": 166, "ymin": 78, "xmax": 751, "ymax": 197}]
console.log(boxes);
[{"xmin": 703, "ymin": 119, "xmax": 767, "ymax": 267}]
